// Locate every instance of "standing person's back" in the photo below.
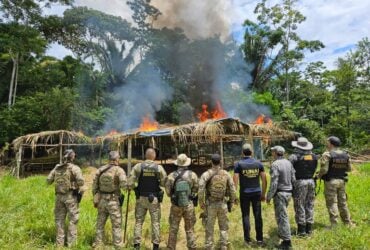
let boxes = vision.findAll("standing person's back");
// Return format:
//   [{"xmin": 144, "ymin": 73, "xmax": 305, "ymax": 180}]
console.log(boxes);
[
  {"xmin": 233, "ymin": 143, "xmax": 267, "ymax": 246},
  {"xmin": 129, "ymin": 148, "xmax": 167, "ymax": 250},
  {"xmin": 267, "ymin": 146, "xmax": 295, "ymax": 250}
]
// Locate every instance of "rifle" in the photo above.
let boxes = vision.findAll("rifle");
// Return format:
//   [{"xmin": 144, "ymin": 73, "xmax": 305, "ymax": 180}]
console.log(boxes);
[{"xmin": 123, "ymin": 190, "xmax": 131, "ymax": 244}]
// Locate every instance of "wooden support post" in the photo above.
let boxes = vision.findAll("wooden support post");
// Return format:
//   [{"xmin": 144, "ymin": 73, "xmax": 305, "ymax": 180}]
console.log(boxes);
[
  {"xmin": 141, "ymin": 145, "xmax": 145, "ymax": 160},
  {"xmin": 99, "ymin": 143, "xmax": 103, "ymax": 166},
  {"xmin": 220, "ymin": 137, "xmax": 224, "ymax": 168},
  {"xmin": 59, "ymin": 132, "xmax": 64, "ymax": 164},
  {"xmin": 175, "ymin": 147, "xmax": 179, "ymax": 157},
  {"xmin": 127, "ymin": 138, "xmax": 132, "ymax": 176},
  {"xmin": 16, "ymin": 145, "xmax": 22, "ymax": 179}
]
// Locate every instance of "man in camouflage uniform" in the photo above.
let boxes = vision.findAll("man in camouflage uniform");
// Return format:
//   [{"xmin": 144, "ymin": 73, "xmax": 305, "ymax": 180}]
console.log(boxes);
[
  {"xmin": 289, "ymin": 137, "xmax": 318, "ymax": 236},
  {"xmin": 317, "ymin": 136, "xmax": 353, "ymax": 227},
  {"xmin": 199, "ymin": 154, "xmax": 236, "ymax": 250},
  {"xmin": 129, "ymin": 148, "xmax": 167, "ymax": 250},
  {"xmin": 165, "ymin": 154, "xmax": 198, "ymax": 250},
  {"xmin": 267, "ymin": 146, "xmax": 295, "ymax": 250},
  {"xmin": 92, "ymin": 151, "xmax": 127, "ymax": 249},
  {"xmin": 47, "ymin": 149, "xmax": 84, "ymax": 247}
]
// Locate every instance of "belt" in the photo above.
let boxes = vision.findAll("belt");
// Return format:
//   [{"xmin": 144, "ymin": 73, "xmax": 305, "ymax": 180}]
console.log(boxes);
[{"xmin": 277, "ymin": 189, "xmax": 292, "ymax": 193}]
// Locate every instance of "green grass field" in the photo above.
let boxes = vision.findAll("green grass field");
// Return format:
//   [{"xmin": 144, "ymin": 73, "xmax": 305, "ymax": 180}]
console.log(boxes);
[{"xmin": 0, "ymin": 163, "xmax": 369, "ymax": 249}]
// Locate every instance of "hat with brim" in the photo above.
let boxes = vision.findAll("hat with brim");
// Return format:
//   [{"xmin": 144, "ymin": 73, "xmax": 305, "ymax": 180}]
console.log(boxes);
[
  {"xmin": 174, "ymin": 153, "xmax": 191, "ymax": 167},
  {"xmin": 292, "ymin": 137, "xmax": 313, "ymax": 150}
]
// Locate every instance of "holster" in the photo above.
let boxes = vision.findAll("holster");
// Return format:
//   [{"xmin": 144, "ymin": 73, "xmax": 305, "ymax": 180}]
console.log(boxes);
[
  {"xmin": 72, "ymin": 189, "xmax": 83, "ymax": 203},
  {"xmin": 134, "ymin": 187, "xmax": 140, "ymax": 200},
  {"xmin": 93, "ymin": 193, "xmax": 100, "ymax": 207},
  {"xmin": 157, "ymin": 190, "xmax": 164, "ymax": 203},
  {"xmin": 191, "ymin": 194, "xmax": 198, "ymax": 207},
  {"xmin": 227, "ymin": 201, "xmax": 233, "ymax": 213}
]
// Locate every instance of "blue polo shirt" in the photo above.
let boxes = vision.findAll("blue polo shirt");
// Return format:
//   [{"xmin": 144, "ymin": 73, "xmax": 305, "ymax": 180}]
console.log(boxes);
[{"xmin": 234, "ymin": 157, "xmax": 264, "ymax": 194}]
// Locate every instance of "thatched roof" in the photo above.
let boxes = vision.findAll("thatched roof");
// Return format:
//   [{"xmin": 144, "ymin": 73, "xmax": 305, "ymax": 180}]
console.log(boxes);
[
  {"xmin": 12, "ymin": 130, "xmax": 93, "ymax": 151},
  {"xmin": 97, "ymin": 118, "xmax": 295, "ymax": 145}
]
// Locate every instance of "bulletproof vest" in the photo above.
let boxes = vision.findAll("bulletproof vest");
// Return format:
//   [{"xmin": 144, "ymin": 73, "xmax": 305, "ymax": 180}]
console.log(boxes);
[
  {"xmin": 173, "ymin": 170, "xmax": 191, "ymax": 207},
  {"xmin": 325, "ymin": 151, "xmax": 349, "ymax": 180},
  {"xmin": 293, "ymin": 154, "xmax": 318, "ymax": 179},
  {"xmin": 207, "ymin": 170, "xmax": 228, "ymax": 201},
  {"xmin": 99, "ymin": 165, "xmax": 118, "ymax": 193},
  {"xmin": 238, "ymin": 161, "xmax": 261, "ymax": 190},
  {"xmin": 54, "ymin": 164, "xmax": 73, "ymax": 194},
  {"xmin": 137, "ymin": 162, "xmax": 160, "ymax": 196}
]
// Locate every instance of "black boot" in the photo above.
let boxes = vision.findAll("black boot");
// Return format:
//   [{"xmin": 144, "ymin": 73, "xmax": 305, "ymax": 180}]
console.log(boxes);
[
  {"xmin": 277, "ymin": 240, "xmax": 292, "ymax": 250},
  {"xmin": 306, "ymin": 223, "xmax": 313, "ymax": 235},
  {"xmin": 153, "ymin": 243, "xmax": 159, "ymax": 250},
  {"xmin": 134, "ymin": 243, "xmax": 140, "ymax": 250},
  {"xmin": 297, "ymin": 224, "xmax": 307, "ymax": 237}
]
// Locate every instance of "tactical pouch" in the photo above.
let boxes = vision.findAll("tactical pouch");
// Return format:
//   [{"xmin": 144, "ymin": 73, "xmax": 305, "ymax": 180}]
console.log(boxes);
[
  {"xmin": 72, "ymin": 190, "xmax": 83, "ymax": 203},
  {"xmin": 157, "ymin": 190, "xmax": 164, "ymax": 203},
  {"xmin": 227, "ymin": 201, "xmax": 233, "ymax": 213},
  {"xmin": 171, "ymin": 194, "xmax": 178, "ymax": 206},
  {"xmin": 119, "ymin": 193, "xmax": 125, "ymax": 207},
  {"xmin": 148, "ymin": 193, "xmax": 155, "ymax": 203},
  {"xmin": 93, "ymin": 193, "xmax": 100, "ymax": 207}
]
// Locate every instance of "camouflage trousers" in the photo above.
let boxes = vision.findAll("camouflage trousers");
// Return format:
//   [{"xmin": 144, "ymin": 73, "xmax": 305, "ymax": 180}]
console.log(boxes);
[
  {"xmin": 205, "ymin": 201, "xmax": 229, "ymax": 250},
  {"xmin": 134, "ymin": 196, "xmax": 161, "ymax": 245},
  {"xmin": 273, "ymin": 192, "xmax": 292, "ymax": 241},
  {"xmin": 324, "ymin": 179, "xmax": 351, "ymax": 225},
  {"xmin": 293, "ymin": 179, "xmax": 315, "ymax": 225},
  {"xmin": 94, "ymin": 193, "xmax": 123, "ymax": 248},
  {"xmin": 167, "ymin": 203, "xmax": 196, "ymax": 250},
  {"xmin": 54, "ymin": 192, "xmax": 79, "ymax": 247}
]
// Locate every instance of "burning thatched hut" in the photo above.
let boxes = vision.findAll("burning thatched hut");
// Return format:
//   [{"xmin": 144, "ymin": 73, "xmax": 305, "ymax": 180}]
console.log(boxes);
[{"xmin": 98, "ymin": 118, "xmax": 296, "ymax": 174}]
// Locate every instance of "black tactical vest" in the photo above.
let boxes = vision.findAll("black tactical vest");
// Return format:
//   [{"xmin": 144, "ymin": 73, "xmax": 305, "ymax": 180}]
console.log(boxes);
[
  {"xmin": 293, "ymin": 154, "xmax": 318, "ymax": 179},
  {"xmin": 137, "ymin": 162, "xmax": 160, "ymax": 196},
  {"xmin": 238, "ymin": 160, "xmax": 261, "ymax": 191},
  {"xmin": 325, "ymin": 151, "xmax": 349, "ymax": 180}
]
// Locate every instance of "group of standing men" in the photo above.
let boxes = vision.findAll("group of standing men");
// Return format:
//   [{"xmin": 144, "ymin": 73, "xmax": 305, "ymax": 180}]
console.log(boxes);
[{"xmin": 46, "ymin": 135, "xmax": 353, "ymax": 249}]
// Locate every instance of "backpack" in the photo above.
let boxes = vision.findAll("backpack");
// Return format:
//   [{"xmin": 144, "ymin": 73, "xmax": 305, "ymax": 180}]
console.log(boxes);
[
  {"xmin": 207, "ymin": 170, "xmax": 228, "ymax": 201},
  {"xmin": 99, "ymin": 165, "xmax": 117, "ymax": 193},
  {"xmin": 54, "ymin": 164, "xmax": 72, "ymax": 194},
  {"xmin": 172, "ymin": 170, "xmax": 191, "ymax": 207}
]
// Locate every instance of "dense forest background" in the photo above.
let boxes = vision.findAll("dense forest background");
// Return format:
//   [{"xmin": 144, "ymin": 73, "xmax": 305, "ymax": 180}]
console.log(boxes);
[{"xmin": 0, "ymin": 0, "xmax": 369, "ymax": 152}]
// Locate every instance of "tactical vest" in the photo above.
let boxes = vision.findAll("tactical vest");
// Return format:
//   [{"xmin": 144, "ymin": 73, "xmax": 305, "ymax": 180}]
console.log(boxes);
[
  {"xmin": 207, "ymin": 170, "xmax": 228, "ymax": 201},
  {"xmin": 54, "ymin": 164, "xmax": 73, "ymax": 194},
  {"xmin": 172, "ymin": 170, "xmax": 191, "ymax": 207},
  {"xmin": 293, "ymin": 154, "xmax": 318, "ymax": 179},
  {"xmin": 238, "ymin": 161, "xmax": 261, "ymax": 191},
  {"xmin": 324, "ymin": 151, "xmax": 349, "ymax": 180},
  {"xmin": 137, "ymin": 162, "xmax": 160, "ymax": 196},
  {"xmin": 99, "ymin": 165, "xmax": 118, "ymax": 193}
]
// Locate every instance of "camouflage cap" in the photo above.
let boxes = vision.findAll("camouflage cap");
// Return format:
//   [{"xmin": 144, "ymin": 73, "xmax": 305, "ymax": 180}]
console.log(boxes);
[
  {"xmin": 328, "ymin": 136, "xmax": 341, "ymax": 147},
  {"xmin": 271, "ymin": 145, "xmax": 285, "ymax": 154},
  {"xmin": 109, "ymin": 151, "xmax": 120, "ymax": 161},
  {"xmin": 63, "ymin": 149, "xmax": 75, "ymax": 159}
]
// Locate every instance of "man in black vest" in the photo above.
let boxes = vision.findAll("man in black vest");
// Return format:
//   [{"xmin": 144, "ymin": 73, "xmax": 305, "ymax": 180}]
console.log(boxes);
[
  {"xmin": 317, "ymin": 136, "xmax": 353, "ymax": 227},
  {"xmin": 233, "ymin": 143, "xmax": 267, "ymax": 246},
  {"xmin": 289, "ymin": 137, "xmax": 318, "ymax": 236},
  {"xmin": 129, "ymin": 148, "xmax": 167, "ymax": 250}
]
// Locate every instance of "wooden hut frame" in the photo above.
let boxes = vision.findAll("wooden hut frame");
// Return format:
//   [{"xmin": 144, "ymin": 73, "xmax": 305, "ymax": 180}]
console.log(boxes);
[{"xmin": 12, "ymin": 130, "xmax": 95, "ymax": 178}]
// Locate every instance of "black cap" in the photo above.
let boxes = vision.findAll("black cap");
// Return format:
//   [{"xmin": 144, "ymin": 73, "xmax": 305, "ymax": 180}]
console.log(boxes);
[
  {"xmin": 211, "ymin": 154, "xmax": 221, "ymax": 164},
  {"xmin": 328, "ymin": 136, "xmax": 341, "ymax": 147}
]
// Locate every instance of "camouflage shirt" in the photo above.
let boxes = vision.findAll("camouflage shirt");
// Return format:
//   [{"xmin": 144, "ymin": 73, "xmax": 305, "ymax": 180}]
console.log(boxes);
[
  {"xmin": 47, "ymin": 162, "xmax": 85, "ymax": 191},
  {"xmin": 92, "ymin": 163, "xmax": 127, "ymax": 195},
  {"xmin": 267, "ymin": 157, "xmax": 295, "ymax": 201},
  {"xmin": 198, "ymin": 165, "xmax": 236, "ymax": 206},
  {"xmin": 165, "ymin": 167, "xmax": 199, "ymax": 197}
]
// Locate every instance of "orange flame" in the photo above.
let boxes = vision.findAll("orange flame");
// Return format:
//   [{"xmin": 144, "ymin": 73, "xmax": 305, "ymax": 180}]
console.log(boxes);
[
  {"xmin": 139, "ymin": 115, "xmax": 159, "ymax": 132},
  {"xmin": 254, "ymin": 114, "xmax": 272, "ymax": 125},
  {"xmin": 197, "ymin": 101, "xmax": 227, "ymax": 122},
  {"xmin": 106, "ymin": 129, "xmax": 119, "ymax": 136}
]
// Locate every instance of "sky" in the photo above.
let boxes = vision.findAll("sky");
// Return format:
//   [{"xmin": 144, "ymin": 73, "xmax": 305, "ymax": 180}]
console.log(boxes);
[{"xmin": 46, "ymin": 0, "xmax": 370, "ymax": 69}]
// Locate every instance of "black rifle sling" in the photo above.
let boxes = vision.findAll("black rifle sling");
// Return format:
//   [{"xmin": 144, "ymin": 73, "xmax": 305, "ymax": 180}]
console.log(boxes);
[
  {"xmin": 97, "ymin": 164, "xmax": 114, "ymax": 192},
  {"xmin": 171, "ymin": 169, "xmax": 188, "ymax": 195}
]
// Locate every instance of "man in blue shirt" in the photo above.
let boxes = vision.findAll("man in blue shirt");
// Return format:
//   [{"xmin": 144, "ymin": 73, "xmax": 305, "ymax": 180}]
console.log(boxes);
[{"xmin": 233, "ymin": 143, "xmax": 267, "ymax": 246}]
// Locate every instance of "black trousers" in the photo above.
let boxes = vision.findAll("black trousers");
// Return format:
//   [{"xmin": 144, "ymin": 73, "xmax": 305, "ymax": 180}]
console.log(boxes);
[{"xmin": 240, "ymin": 192, "xmax": 263, "ymax": 241}]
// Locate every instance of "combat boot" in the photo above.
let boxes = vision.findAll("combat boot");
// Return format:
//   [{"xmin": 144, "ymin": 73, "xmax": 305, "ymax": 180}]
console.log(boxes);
[
  {"xmin": 306, "ymin": 223, "xmax": 313, "ymax": 235},
  {"xmin": 153, "ymin": 243, "xmax": 159, "ymax": 250},
  {"xmin": 133, "ymin": 243, "xmax": 140, "ymax": 250},
  {"xmin": 297, "ymin": 224, "xmax": 307, "ymax": 237},
  {"xmin": 277, "ymin": 240, "xmax": 292, "ymax": 250}
]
